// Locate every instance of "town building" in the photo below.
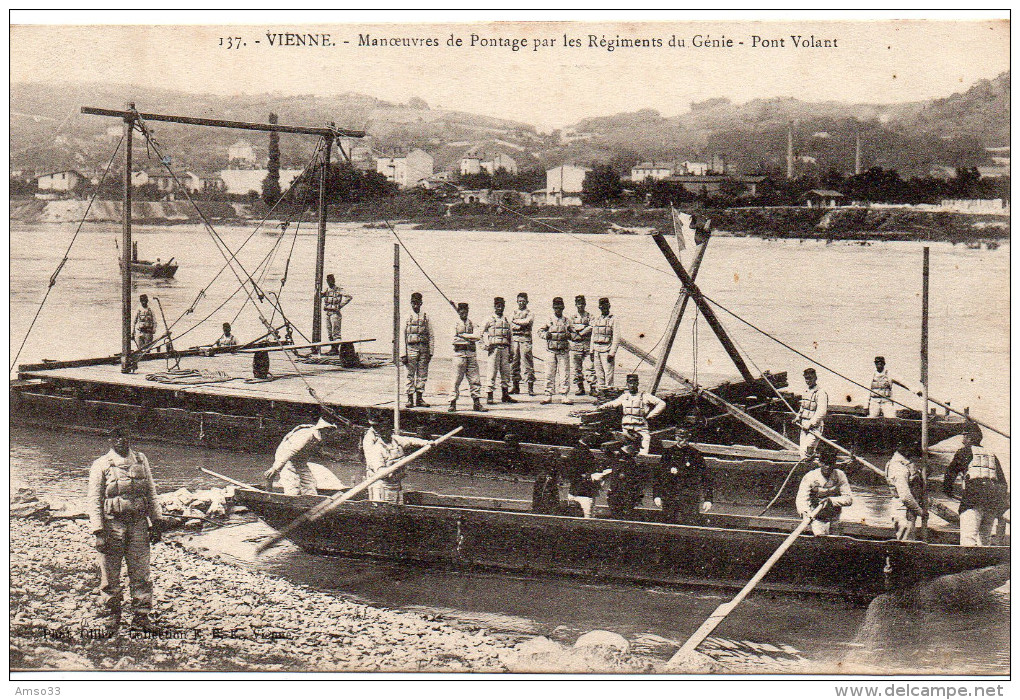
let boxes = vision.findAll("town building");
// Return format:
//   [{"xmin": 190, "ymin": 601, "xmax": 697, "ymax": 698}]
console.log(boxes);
[
  {"xmin": 481, "ymin": 152, "xmax": 519, "ymax": 176},
  {"xmin": 538, "ymin": 165, "xmax": 590, "ymax": 206},
  {"xmin": 631, "ymin": 162, "xmax": 676, "ymax": 181},
  {"xmin": 459, "ymin": 155, "xmax": 482, "ymax": 176},
  {"xmin": 36, "ymin": 170, "xmax": 84, "ymax": 192},
  {"xmin": 376, "ymin": 149, "xmax": 434, "ymax": 189},
  {"xmin": 662, "ymin": 174, "xmax": 766, "ymax": 198},
  {"xmin": 228, "ymin": 140, "xmax": 258, "ymax": 167},
  {"xmin": 219, "ymin": 169, "xmax": 304, "ymax": 196},
  {"xmin": 186, "ymin": 171, "xmax": 227, "ymax": 194},
  {"xmin": 800, "ymin": 189, "xmax": 848, "ymax": 208}
]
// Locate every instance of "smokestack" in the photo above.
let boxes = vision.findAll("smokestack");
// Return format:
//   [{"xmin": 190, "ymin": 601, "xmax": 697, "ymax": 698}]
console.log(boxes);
[
  {"xmin": 855, "ymin": 131, "xmax": 863, "ymax": 175},
  {"xmin": 786, "ymin": 122, "xmax": 795, "ymax": 179}
]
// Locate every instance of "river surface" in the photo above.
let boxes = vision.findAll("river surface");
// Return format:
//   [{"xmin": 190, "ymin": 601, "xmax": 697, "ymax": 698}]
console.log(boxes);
[{"xmin": 9, "ymin": 223, "xmax": 1010, "ymax": 673}]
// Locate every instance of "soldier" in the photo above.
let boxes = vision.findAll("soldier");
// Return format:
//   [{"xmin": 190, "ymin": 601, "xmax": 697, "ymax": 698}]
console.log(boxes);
[
  {"xmin": 795, "ymin": 368, "xmax": 828, "ymax": 457},
  {"xmin": 654, "ymin": 417, "xmax": 713, "ymax": 525},
  {"xmin": 321, "ymin": 273, "xmax": 352, "ymax": 355},
  {"xmin": 449, "ymin": 302, "xmax": 487, "ymax": 413},
  {"xmin": 362, "ymin": 415, "xmax": 430, "ymax": 504},
  {"xmin": 795, "ymin": 446, "xmax": 853, "ymax": 536},
  {"xmin": 214, "ymin": 322, "xmax": 238, "ymax": 348},
  {"xmin": 133, "ymin": 294, "xmax": 156, "ymax": 352},
  {"xmin": 264, "ymin": 418, "xmax": 338, "ymax": 495},
  {"xmin": 87, "ymin": 426, "xmax": 167, "ymax": 633},
  {"xmin": 943, "ymin": 424, "xmax": 1009, "ymax": 547},
  {"xmin": 605, "ymin": 440, "xmax": 644, "ymax": 520},
  {"xmin": 568, "ymin": 295, "xmax": 596, "ymax": 398},
  {"xmin": 510, "ymin": 292, "xmax": 535, "ymax": 396},
  {"xmin": 599, "ymin": 373, "xmax": 667, "ymax": 455},
  {"xmin": 404, "ymin": 292, "xmax": 434, "ymax": 408},
  {"xmin": 539, "ymin": 297, "xmax": 573, "ymax": 405},
  {"xmin": 480, "ymin": 296, "xmax": 517, "ymax": 405},
  {"xmin": 868, "ymin": 355, "xmax": 895, "ymax": 418},
  {"xmin": 591, "ymin": 297, "xmax": 620, "ymax": 396}
]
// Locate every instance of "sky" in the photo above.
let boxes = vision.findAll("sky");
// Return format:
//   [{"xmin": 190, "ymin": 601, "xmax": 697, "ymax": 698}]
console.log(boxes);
[{"xmin": 9, "ymin": 12, "xmax": 1010, "ymax": 131}]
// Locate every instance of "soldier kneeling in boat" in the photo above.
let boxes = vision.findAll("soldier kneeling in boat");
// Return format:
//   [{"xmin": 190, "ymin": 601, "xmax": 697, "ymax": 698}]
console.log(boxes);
[
  {"xmin": 795, "ymin": 446, "xmax": 853, "ymax": 536},
  {"xmin": 362, "ymin": 415, "xmax": 429, "ymax": 504},
  {"xmin": 265, "ymin": 418, "xmax": 338, "ymax": 496},
  {"xmin": 654, "ymin": 415, "xmax": 713, "ymax": 526}
]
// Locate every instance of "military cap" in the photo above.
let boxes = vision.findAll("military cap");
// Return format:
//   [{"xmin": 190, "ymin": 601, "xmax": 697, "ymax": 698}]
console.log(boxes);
[
  {"xmin": 517, "ymin": 292, "xmax": 529, "ymax": 300},
  {"xmin": 803, "ymin": 367, "xmax": 817, "ymax": 377},
  {"xmin": 598, "ymin": 297, "xmax": 610, "ymax": 305},
  {"xmin": 575, "ymin": 295, "xmax": 586, "ymax": 303},
  {"xmin": 410, "ymin": 292, "xmax": 423, "ymax": 302},
  {"xmin": 552, "ymin": 297, "xmax": 564, "ymax": 306},
  {"xmin": 457, "ymin": 302, "xmax": 469, "ymax": 311},
  {"xmin": 494, "ymin": 296, "xmax": 505, "ymax": 305}
]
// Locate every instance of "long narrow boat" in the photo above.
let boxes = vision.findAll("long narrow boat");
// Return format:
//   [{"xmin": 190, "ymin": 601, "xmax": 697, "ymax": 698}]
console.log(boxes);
[{"xmin": 236, "ymin": 488, "xmax": 1009, "ymax": 601}]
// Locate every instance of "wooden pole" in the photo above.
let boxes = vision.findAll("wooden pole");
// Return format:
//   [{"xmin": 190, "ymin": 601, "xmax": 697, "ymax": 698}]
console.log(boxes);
[
  {"xmin": 891, "ymin": 378, "xmax": 1009, "ymax": 439},
  {"xmin": 312, "ymin": 138, "xmax": 331, "ymax": 347},
  {"xmin": 672, "ymin": 501, "xmax": 827, "ymax": 659},
  {"xmin": 82, "ymin": 106, "xmax": 363, "ymax": 138},
  {"xmin": 920, "ymin": 246, "xmax": 930, "ymax": 539},
  {"xmin": 651, "ymin": 235, "xmax": 710, "ymax": 394},
  {"xmin": 393, "ymin": 243, "xmax": 401, "ymax": 432},
  {"xmin": 256, "ymin": 426, "xmax": 463, "ymax": 555},
  {"xmin": 650, "ymin": 233, "xmax": 754, "ymax": 383},
  {"xmin": 120, "ymin": 104, "xmax": 135, "ymax": 373}
]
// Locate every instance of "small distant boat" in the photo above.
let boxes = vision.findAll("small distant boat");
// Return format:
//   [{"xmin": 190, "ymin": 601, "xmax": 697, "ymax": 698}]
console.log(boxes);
[{"xmin": 124, "ymin": 242, "xmax": 178, "ymax": 278}]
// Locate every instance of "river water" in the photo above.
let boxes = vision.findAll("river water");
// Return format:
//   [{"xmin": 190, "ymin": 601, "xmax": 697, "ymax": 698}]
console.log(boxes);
[{"xmin": 9, "ymin": 222, "xmax": 1010, "ymax": 673}]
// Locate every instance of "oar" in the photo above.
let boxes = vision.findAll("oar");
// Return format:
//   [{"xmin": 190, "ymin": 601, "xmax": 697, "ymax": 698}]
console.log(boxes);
[
  {"xmin": 891, "ymin": 378, "xmax": 1009, "ymax": 439},
  {"xmin": 670, "ymin": 501, "xmax": 826, "ymax": 661},
  {"xmin": 796, "ymin": 423, "xmax": 887, "ymax": 481},
  {"xmin": 200, "ymin": 467, "xmax": 268, "ymax": 492},
  {"xmin": 255, "ymin": 426, "xmax": 463, "ymax": 555}
]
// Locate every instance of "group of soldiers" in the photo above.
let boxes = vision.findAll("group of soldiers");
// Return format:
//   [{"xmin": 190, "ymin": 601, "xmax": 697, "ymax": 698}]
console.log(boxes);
[{"xmin": 400, "ymin": 291, "xmax": 621, "ymax": 413}]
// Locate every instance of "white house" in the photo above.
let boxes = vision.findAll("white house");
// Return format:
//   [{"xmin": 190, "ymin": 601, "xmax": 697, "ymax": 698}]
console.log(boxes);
[
  {"xmin": 481, "ymin": 152, "xmax": 519, "ymax": 176},
  {"xmin": 219, "ymin": 169, "xmax": 304, "ymax": 196},
  {"xmin": 186, "ymin": 171, "xmax": 226, "ymax": 194},
  {"xmin": 541, "ymin": 165, "xmax": 590, "ymax": 206},
  {"xmin": 376, "ymin": 149, "xmax": 434, "ymax": 189},
  {"xmin": 680, "ymin": 161, "xmax": 710, "ymax": 176},
  {"xmin": 36, "ymin": 170, "xmax": 84, "ymax": 192},
  {"xmin": 459, "ymin": 155, "xmax": 483, "ymax": 176},
  {"xmin": 631, "ymin": 162, "xmax": 676, "ymax": 181},
  {"xmin": 228, "ymin": 140, "xmax": 257, "ymax": 166}
]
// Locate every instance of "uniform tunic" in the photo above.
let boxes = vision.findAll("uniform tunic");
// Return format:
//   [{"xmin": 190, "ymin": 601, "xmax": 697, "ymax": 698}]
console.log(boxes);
[
  {"xmin": 868, "ymin": 368, "xmax": 894, "ymax": 418},
  {"xmin": 510, "ymin": 307, "xmax": 535, "ymax": 384},
  {"xmin": 600, "ymin": 390, "xmax": 667, "ymax": 454},
  {"xmin": 795, "ymin": 467, "xmax": 853, "ymax": 536},
  {"xmin": 134, "ymin": 307, "xmax": 156, "ymax": 350},
  {"xmin": 540, "ymin": 315, "xmax": 572, "ymax": 399},
  {"xmin": 271, "ymin": 424, "xmax": 327, "ymax": 496},
  {"xmin": 655, "ymin": 444, "xmax": 713, "ymax": 524},
  {"xmin": 481, "ymin": 313, "xmax": 513, "ymax": 391},
  {"xmin": 322, "ymin": 285, "xmax": 348, "ymax": 342},
  {"xmin": 362, "ymin": 428, "xmax": 429, "ymax": 503},
  {"xmin": 943, "ymin": 444, "xmax": 1008, "ymax": 546},
  {"xmin": 591, "ymin": 313, "xmax": 619, "ymax": 391},
  {"xmin": 404, "ymin": 310, "xmax": 434, "ymax": 394},
  {"xmin": 568, "ymin": 310, "xmax": 596, "ymax": 391},
  {"xmin": 797, "ymin": 385, "xmax": 829, "ymax": 457},
  {"xmin": 452, "ymin": 318, "xmax": 482, "ymax": 400}
]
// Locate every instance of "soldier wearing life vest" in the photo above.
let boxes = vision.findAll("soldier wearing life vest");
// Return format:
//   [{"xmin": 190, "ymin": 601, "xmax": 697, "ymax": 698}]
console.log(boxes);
[
  {"xmin": 886, "ymin": 440, "xmax": 925, "ymax": 541},
  {"xmin": 599, "ymin": 373, "xmax": 667, "ymax": 454},
  {"xmin": 449, "ymin": 302, "xmax": 487, "ymax": 413},
  {"xmin": 943, "ymin": 424, "xmax": 1009, "ymax": 547},
  {"xmin": 868, "ymin": 355, "xmax": 895, "ymax": 418},
  {"xmin": 403, "ymin": 292, "xmax": 434, "ymax": 408},
  {"xmin": 133, "ymin": 294, "xmax": 156, "ymax": 352},
  {"xmin": 362, "ymin": 415, "xmax": 430, "ymax": 504},
  {"xmin": 87, "ymin": 426, "xmax": 166, "ymax": 633},
  {"xmin": 795, "ymin": 368, "xmax": 828, "ymax": 457},
  {"xmin": 321, "ymin": 273, "xmax": 352, "ymax": 355},
  {"xmin": 591, "ymin": 297, "xmax": 620, "ymax": 396},
  {"xmin": 264, "ymin": 418, "xmax": 338, "ymax": 496},
  {"xmin": 480, "ymin": 296, "xmax": 517, "ymax": 405},
  {"xmin": 795, "ymin": 446, "xmax": 853, "ymax": 536},
  {"xmin": 568, "ymin": 295, "xmax": 596, "ymax": 399},
  {"xmin": 510, "ymin": 292, "xmax": 536, "ymax": 396},
  {"xmin": 539, "ymin": 297, "xmax": 573, "ymax": 405}
]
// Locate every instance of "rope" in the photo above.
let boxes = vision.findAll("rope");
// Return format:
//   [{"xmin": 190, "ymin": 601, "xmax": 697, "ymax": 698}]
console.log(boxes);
[
  {"xmin": 10, "ymin": 134, "xmax": 124, "ymax": 372},
  {"xmin": 381, "ymin": 218, "xmax": 458, "ymax": 310}
]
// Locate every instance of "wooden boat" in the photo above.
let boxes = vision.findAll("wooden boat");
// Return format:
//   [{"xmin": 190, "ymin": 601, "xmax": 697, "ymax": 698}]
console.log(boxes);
[
  {"xmin": 236, "ymin": 487, "xmax": 1009, "ymax": 601},
  {"xmin": 123, "ymin": 243, "xmax": 177, "ymax": 278}
]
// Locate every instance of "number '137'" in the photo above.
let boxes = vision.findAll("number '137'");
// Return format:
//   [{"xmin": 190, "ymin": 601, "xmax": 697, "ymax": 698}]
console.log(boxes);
[{"xmin": 219, "ymin": 37, "xmax": 242, "ymax": 49}]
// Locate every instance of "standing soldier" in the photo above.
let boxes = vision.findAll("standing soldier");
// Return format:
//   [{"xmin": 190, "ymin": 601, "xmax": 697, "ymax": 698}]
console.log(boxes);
[
  {"xmin": 599, "ymin": 373, "xmax": 667, "ymax": 455},
  {"xmin": 868, "ymin": 355, "xmax": 895, "ymax": 418},
  {"xmin": 654, "ymin": 417, "xmax": 713, "ymax": 525},
  {"xmin": 480, "ymin": 297, "xmax": 517, "ymax": 405},
  {"xmin": 510, "ymin": 292, "xmax": 535, "ymax": 396},
  {"xmin": 568, "ymin": 295, "xmax": 596, "ymax": 398},
  {"xmin": 404, "ymin": 292, "xmax": 434, "ymax": 408},
  {"xmin": 449, "ymin": 302, "xmax": 487, "ymax": 413},
  {"xmin": 591, "ymin": 297, "xmax": 619, "ymax": 397},
  {"xmin": 795, "ymin": 368, "xmax": 828, "ymax": 457},
  {"xmin": 321, "ymin": 273, "xmax": 352, "ymax": 355},
  {"xmin": 133, "ymin": 294, "xmax": 156, "ymax": 352},
  {"xmin": 539, "ymin": 297, "xmax": 573, "ymax": 405},
  {"xmin": 87, "ymin": 426, "xmax": 166, "ymax": 633},
  {"xmin": 943, "ymin": 424, "xmax": 1009, "ymax": 547},
  {"xmin": 362, "ymin": 415, "xmax": 430, "ymax": 504}
]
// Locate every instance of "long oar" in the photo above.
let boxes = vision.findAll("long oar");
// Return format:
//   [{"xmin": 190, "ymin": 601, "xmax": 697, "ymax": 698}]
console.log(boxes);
[
  {"xmin": 255, "ymin": 426, "xmax": 463, "ymax": 555},
  {"xmin": 671, "ymin": 501, "xmax": 826, "ymax": 661},
  {"xmin": 892, "ymin": 378, "xmax": 1010, "ymax": 439},
  {"xmin": 200, "ymin": 467, "xmax": 268, "ymax": 492}
]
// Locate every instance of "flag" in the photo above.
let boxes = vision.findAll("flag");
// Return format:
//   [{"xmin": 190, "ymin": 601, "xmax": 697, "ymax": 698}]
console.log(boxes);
[{"xmin": 671, "ymin": 207, "xmax": 712, "ymax": 253}]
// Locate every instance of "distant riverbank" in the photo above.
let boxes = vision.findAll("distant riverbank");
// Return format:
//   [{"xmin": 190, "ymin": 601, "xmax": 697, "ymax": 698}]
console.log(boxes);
[{"xmin": 11, "ymin": 198, "xmax": 1009, "ymax": 244}]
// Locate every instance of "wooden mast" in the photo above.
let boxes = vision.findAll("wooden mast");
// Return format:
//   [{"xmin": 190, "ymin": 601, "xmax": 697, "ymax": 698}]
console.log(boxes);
[
  {"xmin": 312, "ymin": 137, "xmax": 332, "ymax": 347},
  {"xmin": 393, "ymin": 243, "xmax": 401, "ymax": 432},
  {"xmin": 120, "ymin": 104, "xmax": 135, "ymax": 373},
  {"xmin": 650, "ymin": 235, "xmax": 710, "ymax": 394},
  {"xmin": 920, "ymin": 246, "xmax": 930, "ymax": 538}
]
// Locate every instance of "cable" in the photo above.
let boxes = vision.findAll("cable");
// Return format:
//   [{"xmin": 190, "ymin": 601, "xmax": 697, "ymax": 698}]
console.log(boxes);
[
  {"xmin": 10, "ymin": 134, "xmax": 124, "ymax": 372},
  {"xmin": 381, "ymin": 218, "xmax": 458, "ymax": 310}
]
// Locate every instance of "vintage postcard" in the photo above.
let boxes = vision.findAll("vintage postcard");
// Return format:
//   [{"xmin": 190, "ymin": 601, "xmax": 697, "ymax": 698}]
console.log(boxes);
[{"xmin": 9, "ymin": 11, "xmax": 1010, "ymax": 686}]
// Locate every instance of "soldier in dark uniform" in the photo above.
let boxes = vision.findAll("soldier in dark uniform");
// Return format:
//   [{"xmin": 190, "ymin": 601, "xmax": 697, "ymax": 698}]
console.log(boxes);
[
  {"xmin": 654, "ymin": 417, "xmax": 714, "ymax": 525},
  {"xmin": 606, "ymin": 438, "xmax": 644, "ymax": 519},
  {"xmin": 562, "ymin": 434, "xmax": 607, "ymax": 518}
]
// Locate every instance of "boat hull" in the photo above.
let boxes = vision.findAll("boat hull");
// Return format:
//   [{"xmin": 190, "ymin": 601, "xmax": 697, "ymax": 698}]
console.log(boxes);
[
  {"xmin": 126, "ymin": 261, "xmax": 178, "ymax": 278},
  {"xmin": 237, "ymin": 490, "xmax": 1008, "ymax": 601}
]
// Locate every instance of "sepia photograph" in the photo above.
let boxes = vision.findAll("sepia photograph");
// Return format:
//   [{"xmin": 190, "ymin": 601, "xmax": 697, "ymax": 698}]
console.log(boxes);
[{"xmin": 8, "ymin": 10, "xmax": 1010, "ymax": 683}]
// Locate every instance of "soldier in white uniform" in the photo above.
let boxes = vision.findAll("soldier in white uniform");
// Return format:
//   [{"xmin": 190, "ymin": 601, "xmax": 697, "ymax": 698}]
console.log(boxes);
[
  {"xmin": 264, "ymin": 418, "xmax": 337, "ymax": 495},
  {"xmin": 539, "ymin": 297, "xmax": 573, "ymax": 405},
  {"xmin": 568, "ymin": 295, "xmax": 596, "ymax": 398},
  {"xmin": 599, "ymin": 373, "xmax": 667, "ymax": 455},
  {"xmin": 480, "ymin": 296, "xmax": 517, "ymax": 404},
  {"xmin": 591, "ymin": 297, "xmax": 620, "ymax": 396},
  {"xmin": 510, "ymin": 292, "xmax": 535, "ymax": 396},
  {"xmin": 133, "ymin": 294, "xmax": 156, "ymax": 352},
  {"xmin": 449, "ymin": 302, "xmax": 487, "ymax": 413},
  {"xmin": 362, "ymin": 416, "xmax": 430, "ymax": 504},
  {"xmin": 795, "ymin": 368, "xmax": 828, "ymax": 458},
  {"xmin": 321, "ymin": 273, "xmax": 352, "ymax": 355},
  {"xmin": 403, "ymin": 292, "xmax": 434, "ymax": 408},
  {"xmin": 868, "ymin": 355, "xmax": 895, "ymax": 418}
]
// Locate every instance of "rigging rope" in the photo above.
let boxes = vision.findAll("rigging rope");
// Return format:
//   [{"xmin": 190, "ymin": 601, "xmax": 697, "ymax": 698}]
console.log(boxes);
[
  {"xmin": 10, "ymin": 133, "xmax": 125, "ymax": 373},
  {"xmin": 381, "ymin": 218, "xmax": 458, "ymax": 310}
]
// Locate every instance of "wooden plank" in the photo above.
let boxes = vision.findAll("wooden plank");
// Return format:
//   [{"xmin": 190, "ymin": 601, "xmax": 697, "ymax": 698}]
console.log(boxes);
[
  {"xmin": 236, "ymin": 339, "xmax": 376, "ymax": 353},
  {"xmin": 82, "ymin": 106, "xmax": 363, "ymax": 138}
]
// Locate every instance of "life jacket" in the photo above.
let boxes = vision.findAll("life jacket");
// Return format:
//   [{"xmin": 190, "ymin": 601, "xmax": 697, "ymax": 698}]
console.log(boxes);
[
  {"xmin": 620, "ymin": 392, "xmax": 649, "ymax": 426},
  {"xmin": 870, "ymin": 370, "xmax": 892, "ymax": 399},
  {"xmin": 512, "ymin": 310, "xmax": 533, "ymax": 338},
  {"xmin": 323, "ymin": 287, "xmax": 344, "ymax": 313},
  {"xmin": 454, "ymin": 319, "xmax": 476, "ymax": 352},
  {"xmin": 545, "ymin": 316, "xmax": 570, "ymax": 351},
  {"xmin": 405, "ymin": 312, "xmax": 429, "ymax": 346},
  {"xmin": 488, "ymin": 315, "xmax": 511, "ymax": 347},
  {"xmin": 798, "ymin": 388, "xmax": 820, "ymax": 422},
  {"xmin": 592, "ymin": 314, "xmax": 614, "ymax": 346},
  {"xmin": 966, "ymin": 445, "xmax": 999, "ymax": 481},
  {"xmin": 568, "ymin": 312, "xmax": 592, "ymax": 351},
  {"xmin": 135, "ymin": 308, "xmax": 155, "ymax": 334},
  {"xmin": 101, "ymin": 452, "xmax": 151, "ymax": 518},
  {"xmin": 365, "ymin": 431, "xmax": 407, "ymax": 485}
]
